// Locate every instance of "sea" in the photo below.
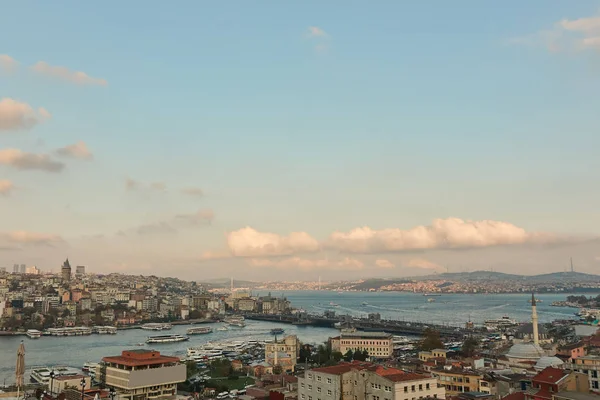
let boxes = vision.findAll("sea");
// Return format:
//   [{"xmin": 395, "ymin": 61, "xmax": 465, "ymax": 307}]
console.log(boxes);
[{"xmin": 0, "ymin": 290, "xmax": 596, "ymax": 385}]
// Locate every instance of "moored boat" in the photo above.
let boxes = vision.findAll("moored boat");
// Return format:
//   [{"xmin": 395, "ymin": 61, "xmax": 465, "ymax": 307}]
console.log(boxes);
[
  {"xmin": 141, "ymin": 323, "xmax": 172, "ymax": 331},
  {"xmin": 27, "ymin": 329, "xmax": 42, "ymax": 339},
  {"xmin": 146, "ymin": 334, "xmax": 189, "ymax": 344},
  {"xmin": 187, "ymin": 326, "xmax": 213, "ymax": 335},
  {"xmin": 270, "ymin": 328, "xmax": 285, "ymax": 335}
]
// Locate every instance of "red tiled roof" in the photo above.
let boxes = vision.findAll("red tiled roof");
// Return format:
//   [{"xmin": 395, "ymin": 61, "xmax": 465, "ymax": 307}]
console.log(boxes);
[
  {"xmin": 55, "ymin": 374, "xmax": 86, "ymax": 381},
  {"xmin": 532, "ymin": 367, "xmax": 568, "ymax": 385},
  {"xmin": 102, "ymin": 350, "xmax": 180, "ymax": 367},
  {"xmin": 385, "ymin": 373, "xmax": 431, "ymax": 383},
  {"xmin": 501, "ymin": 392, "xmax": 525, "ymax": 400},
  {"xmin": 311, "ymin": 362, "xmax": 374, "ymax": 375}
]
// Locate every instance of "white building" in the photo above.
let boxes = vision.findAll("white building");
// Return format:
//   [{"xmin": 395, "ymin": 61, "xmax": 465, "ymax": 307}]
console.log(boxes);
[{"xmin": 330, "ymin": 331, "xmax": 394, "ymax": 359}]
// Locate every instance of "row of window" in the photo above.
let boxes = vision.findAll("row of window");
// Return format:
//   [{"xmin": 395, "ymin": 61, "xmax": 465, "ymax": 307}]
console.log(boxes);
[
  {"xmin": 402, "ymin": 384, "xmax": 430, "ymax": 392},
  {"xmin": 314, "ymin": 376, "xmax": 333, "ymax": 384},
  {"xmin": 302, "ymin": 384, "xmax": 332, "ymax": 396},
  {"xmin": 340, "ymin": 340, "xmax": 389, "ymax": 345}
]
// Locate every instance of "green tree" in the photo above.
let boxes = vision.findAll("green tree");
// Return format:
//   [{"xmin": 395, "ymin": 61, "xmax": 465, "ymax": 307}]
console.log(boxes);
[
  {"xmin": 272, "ymin": 365, "xmax": 283, "ymax": 375},
  {"xmin": 298, "ymin": 346, "xmax": 312, "ymax": 363},
  {"xmin": 331, "ymin": 351, "xmax": 343, "ymax": 362},
  {"xmin": 343, "ymin": 350, "xmax": 354, "ymax": 362},
  {"xmin": 186, "ymin": 360, "xmax": 198, "ymax": 379},
  {"xmin": 461, "ymin": 337, "xmax": 479, "ymax": 357},
  {"xmin": 419, "ymin": 328, "xmax": 444, "ymax": 351}
]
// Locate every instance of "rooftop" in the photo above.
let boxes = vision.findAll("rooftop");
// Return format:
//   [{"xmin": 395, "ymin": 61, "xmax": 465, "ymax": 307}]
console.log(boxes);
[
  {"xmin": 532, "ymin": 367, "xmax": 568, "ymax": 385},
  {"xmin": 340, "ymin": 332, "xmax": 393, "ymax": 339},
  {"xmin": 55, "ymin": 374, "xmax": 87, "ymax": 381},
  {"xmin": 554, "ymin": 392, "xmax": 600, "ymax": 400},
  {"xmin": 102, "ymin": 349, "xmax": 180, "ymax": 367}
]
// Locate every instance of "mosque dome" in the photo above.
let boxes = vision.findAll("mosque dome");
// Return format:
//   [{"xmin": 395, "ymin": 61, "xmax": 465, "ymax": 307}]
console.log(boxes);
[
  {"xmin": 506, "ymin": 342, "xmax": 545, "ymax": 360},
  {"xmin": 534, "ymin": 356, "xmax": 564, "ymax": 371}
]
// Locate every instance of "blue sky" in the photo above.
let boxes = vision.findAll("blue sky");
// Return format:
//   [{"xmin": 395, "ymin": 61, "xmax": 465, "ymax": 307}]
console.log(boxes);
[{"xmin": 1, "ymin": 1, "xmax": 600, "ymax": 280}]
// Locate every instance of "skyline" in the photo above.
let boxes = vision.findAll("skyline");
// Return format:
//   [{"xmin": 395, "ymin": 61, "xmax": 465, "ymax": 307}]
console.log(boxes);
[{"xmin": 1, "ymin": 2, "xmax": 600, "ymax": 280}]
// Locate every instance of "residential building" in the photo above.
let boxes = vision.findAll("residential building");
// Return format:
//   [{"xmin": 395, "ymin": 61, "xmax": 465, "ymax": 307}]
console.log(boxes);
[
  {"xmin": 524, "ymin": 367, "xmax": 589, "ymax": 400},
  {"xmin": 419, "ymin": 350, "xmax": 448, "ymax": 362},
  {"xmin": 100, "ymin": 349, "xmax": 185, "ymax": 400},
  {"xmin": 26, "ymin": 266, "xmax": 40, "ymax": 275},
  {"xmin": 330, "ymin": 331, "xmax": 394, "ymax": 359},
  {"xmin": 75, "ymin": 265, "xmax": 86, "ymax": 278},
  {"xmin": 298, "ymin": 362, "xmax": 444, "ymax": 400},
  {"xmin": 54, "ymin": 374, "xmax": 91, "ymax": 394},
  {"xmin": 556, "ymin": 343, "xmax": 586, "ymax": 363},
  {"xmin": 566, "ymin": 355, "xmax": 600, "ymax": 392},
  {"xmin": 430, "ymin": 367, "xmax": 483, "ymax": 397},
  {"xmin": 237, "ymin": 297, "xmax": 257, "ymax": 312}
]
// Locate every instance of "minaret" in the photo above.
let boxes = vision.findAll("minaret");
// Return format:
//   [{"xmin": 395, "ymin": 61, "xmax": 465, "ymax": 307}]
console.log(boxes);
[{"xmin": 531, "ymin": 293, "xmax": 539, "ymax": 346}]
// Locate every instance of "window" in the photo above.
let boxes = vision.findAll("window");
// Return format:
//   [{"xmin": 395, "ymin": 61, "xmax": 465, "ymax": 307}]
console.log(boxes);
[
  {"xmin": 411, "ymin": 385, "xmax": 415, "ymax": 392},
  {"xmin": 308, "ymin": 385, "xmax": 313, "ymax": 391},
  {"xmin": 302, "ymin": 383, "xmax": 305, "ymax": 388},
  {"xmin": 302, "ymin": 395, "xmax": 306, "ymax": 399},
  {"xmin": 465, "ymin": 378, "xmax": 470, "ymax": 384},
  {"xmin": 317, "ymin": 376, "xmax": 322, "ymax": 382},
  {"xmin": 308, "ymin": 374, "xmax": 313, "ymax": 379},
  {"xmin": 328, "ymin": 390, "xmax": 332, "ymax": 396},
  {"xmin": 317, "ymin": 388, "xmax": 321, "ymax": 393},
  {"xmin": 309, "ymin": 397, "xmax": 313, "ymax": 400},
  {"xmin": 372, "ymin": 384, "xmax": 376, "ymax": 389},
  {"xmin": 418, "ymin": 385, "xmax": 422, "ymax": 391},
  {"xmin": 404, "ymin": 387, "xmax": 408, "ymax": 393},
  {"xmin": 327, "ymin": 378, "xmax": 332, "ymax": 384},
  {"xmin": 426, "ymin": 384, "xmax": 430, "ymax": 390}
]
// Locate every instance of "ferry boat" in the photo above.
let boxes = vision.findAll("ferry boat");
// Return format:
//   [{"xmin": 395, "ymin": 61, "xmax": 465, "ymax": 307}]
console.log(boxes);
[
  {"xmin": 484, "ymin": 316, "xmax": 517, "ymax": 328},
  {"xmin": 146, "ymin": 334, "xmax": 189, "ymax": 344},
  {"xmin": 187, "ymin": 326, "xmax": 213, "ymax": 335},
  {"xmin": 423, "ymin": 293, "xmax": 442, "ymax": 297},
  {"xmin": 30, "ymin": 366, "xmax": 82, "ymax": 384},
  {"xmin": 46, "ymin": 327, "xmax": 92, "ymax": 336},
  {"xmin": 82, "ymin": 362, "xmax": 99, "ymax": 373},
  {"xmin": 92, "ymin": 326, "xmax": 117, "ymax": 334},
  {"xmin": 27, "ymin": 329, "xmax": 42, "ymax": 339},
  {"xmin": 141, "ymin": 323, "xmax": 172, "ymax": 331},
  {"xmin": 361, "ymin": 302, "xmax": 369, "ymax": 306},
  {"xmin": 270, "ymin": 328, "xmax": 285, "ymax": 335},
  {"xmin": 329, "ymin": 302, "xmax": 339, "ymax": 307},
  {"xmin": 427, "ymin": 298, "xmax": 436, "ymax": 303}
]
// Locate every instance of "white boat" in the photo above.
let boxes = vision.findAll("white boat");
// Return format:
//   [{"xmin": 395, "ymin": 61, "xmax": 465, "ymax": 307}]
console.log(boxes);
[
  {"xmin": 484, "ymin": 315, "xmax": 517, "ymax": 328},
  {"xmin": 141, "ymin": 323, "xmax": 172, "ymax": 331},
  {"xmin": 82, "ymin": 362, "xmax": 99, "ymax": 372},
  {"xmin": 30, "ymin": 366, "xmax": 82, "ymax": 384},
  {"xmin": 329, "ymin": 302, "xmax": 339, "ymax": 307},
  {"xmin": 92, "ymin": 326, "xmax": 117, "ymax": 334},
  {"xmin": 146, "ymin": 334, "xmax": 189, "ymax": 344},
  {"xmin": 187, "ymin": 326, "xmax": 213, "ymax": 335},
  {"xmin": 217, "ymin": 325, "xmax": 229, "ymax": 331},
  {"xmin": 427, "ymin": 298, "xmax": 436, "ymax": 303},
  {"xmin": 27, "ymin": 329, "xmax": 42, "ymax": 339},
  {"xmin": 46, "ymin": 327, "xmax": 92, "ymax": 336}
]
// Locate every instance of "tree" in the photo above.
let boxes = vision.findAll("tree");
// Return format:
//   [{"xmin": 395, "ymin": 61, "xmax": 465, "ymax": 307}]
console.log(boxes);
[
  {"xmin": 298, "ymin": 346, "xmax": 312, "ymax": 363},
  {"xmin": 186, "ymin": 360, "xmax": 198, "ymax": 379},
  {"xmin": 61, "ymin": 309, "xmax": 71, "ymax": 318},
  {"xmin": 461, "ymin": 337, "xmax": 479, "ymax": 357},
  {"xmin": 332, "ymin": 351, "xmax": 343, "ymax": 362},
  {"xmin": 343, "ymin": 350, "xmax": 354, "ymax": 362},
  {"xmin": 352, "ymin": 350, "xmax": 368, "ymax": 361},
  {"xmin": 272, "ymin": 365, "xmax": 283, "ymax": 375},
  {"xmin": 419, "ymin": 328, "xmax": 444, "ymax": 351}
]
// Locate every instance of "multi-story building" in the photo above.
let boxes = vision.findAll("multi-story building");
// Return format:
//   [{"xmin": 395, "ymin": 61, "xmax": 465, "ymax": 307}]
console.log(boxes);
[
  {"xmin": 26, "ymin": 266, "xmax": 40, "ymax": 275},
  {"xmin": 237, "ymin": 298, "xmax": 257, "ymax": 312},
  {"xmin": 265, "ymin": 335, "xmax": 300, "ymax": 372},
  {"xmin": 75, "ymin": 265, "xmax": 86, "ymax": 278},
  {"xmin": 418, "ymin": 349, "xmax": 448, "ymax": 362},
  {"xmin": 142, "ymin": 297, "xmax": 158, "ymax": 312},
  {"xmin": 61, "ymin": 259, "xmax": 72, "ymax": 283},
  {"xmin": 298, "ymin": 362, "xmax": 444, "ymax": 400},
  {"xmin": 330, "ymin": 332, "xmax": 394, "ymax": 359},
  {"xmin": 566, "ymin": 355, "xmax": 600, "ymax": 392},
  {"xmin": 430, "ymin": 367, "xmax": 483, "ymax": 396},
  {"xmin": 100, "ymin": 349, "xmax": 186, "ymax": 400},
  {"xmin": 20, "ymin": 264, "xmax": 26, "ymax": 274},
  {"xmin": 525, "ymin": 367, "xmax": 589, "ymax": 400}
]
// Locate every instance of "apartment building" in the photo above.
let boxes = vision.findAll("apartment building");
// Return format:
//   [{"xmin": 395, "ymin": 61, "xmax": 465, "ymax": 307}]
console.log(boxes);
[
  {"xmin": 330, "ymin": 332, "xmax": 394, "ymax": 359},
  {"xmin": 525, "ymin": 367, "xmax": 589, "ymax": 400},
  {"xmin": 298, "ymin": 362, "xmax": 444, "ymax": 400},
  {"xmin": 100, "ymin": 349, "xmax": 185, "ymax": 400},
  {"xmin": 566, "ymin": 355, "xmax": 600, "ymax": 392},
  {"xmin": 430, "ymin": 367, "xmax": 483, "ymax": 397}
]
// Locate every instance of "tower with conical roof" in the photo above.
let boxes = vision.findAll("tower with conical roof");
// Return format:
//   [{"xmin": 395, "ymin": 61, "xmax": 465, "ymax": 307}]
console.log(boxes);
[
  {"xmin": 61, "ymin": 258, "xmax": 72, "ymax": 283},
  {"xmin": 531, "ymin": 293, "xmax": 539, "ymax": 346}
]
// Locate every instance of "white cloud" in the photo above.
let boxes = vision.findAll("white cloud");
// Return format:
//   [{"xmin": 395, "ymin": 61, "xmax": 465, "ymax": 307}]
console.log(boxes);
[
  {"xmin": 55, "ymin": 141, "xmax": 93, "ymax": 160},
  {"xmin": 150, "ymin": 182, "xmax": 167, "ymax": 191},
  {"xmin": 174, "ymin": 209, "xmax": 214, "ymax": 225},
  {"xmin": 248, "ymin": 257, "xmax": 364, "ymax": 271},
  {"xmin": 375, "ymin": 259, "xmax": 395, "ymax": 269},
  {"xmin": 2, "ymin": 231, "xmax": 64, "ymax": 246},
  {"xmin": 0, "ymin": 55, "xmax": 18, "ymax": 73},
  {"xmin": 181, "ymin": 187, "xmax": 204, "ymax": 197},
  {"xmin": 307, "ymin": 26, "xmax": 328, "ymax": 38},
  {"xmin": 0, "ymin": 148, "xmax": 64, "ymax": 172},
  {"xmin": 227, "ymin": 227, "xmax": 320, "ymax": 257},
  {"xmin": 31, "ymin": 61, "xmax": 107, "ymax": 86},
  {"xmin": 406, "ymin": 258, "xmax": 444, "ymax": 271},
  {"xmin": 0, "ymin": 180, "xmax": 15, "ymax": 196},
  {"xmin": 0, "ymin": 98, "xmax": 51, "ymax": 132},
  {"xmin": 512, "ymin": 13, "xmax": 600, "ymax": 53},
  {"xmin": 326, "ymin": 218, "xmax": 551, "ymax": 253}
]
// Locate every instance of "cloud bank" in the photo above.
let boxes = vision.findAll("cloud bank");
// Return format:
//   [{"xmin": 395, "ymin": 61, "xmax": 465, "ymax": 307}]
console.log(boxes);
[
  {"xmin": 31, "ymin": 61, "xmax": 108, "ymax": 86},
  {"xmin": 0, "ymin": 98, "xmax": 51, "ymax": 131},
  {"xmin": 55, "ymin": 141, "xmax": 93, "ymax": 160},
  {"xmin": 227, "ymin": 227, "xmax": 320, "ymax": 257},
  {"xmin": 1, "ymin": 231, "xmax": 64, "ymax": 246},
  {"xmin": 0, "ymin": 55, "xmax": 18, "ymax": 73},
  {"xmin": 0, "ymin": 148, "xmax": 64, "ymax": 172},
  {"xmin": 326, "ymin": 218, "xmax": 550, "ymax": 253},
  {"xmin": 248, "ymin": 257, "xmax": 364, "ymax": 271},
  {"xmin": 0, "ymin": 180, "xmax": 15, "ymax": 196}
]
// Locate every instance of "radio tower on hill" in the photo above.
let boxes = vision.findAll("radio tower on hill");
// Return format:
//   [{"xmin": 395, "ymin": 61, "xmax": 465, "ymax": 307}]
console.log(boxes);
[{"xmin": 570, "ymin": 258, "xmax": 574, "ymax": 273}]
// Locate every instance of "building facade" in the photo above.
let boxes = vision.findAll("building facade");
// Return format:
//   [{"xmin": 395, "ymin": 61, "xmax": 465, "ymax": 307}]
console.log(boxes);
[
  {"xmin": 61, "ymin": 259, "xmax": 72, "ymax": 283},
  {"xmin": 430, "ymin": 367, "xmax": 483, "ymax": 397},
  {"xmin": 299, "ymin": 362, "xmax": 444, "ymax": 400},
  {"xmin": 100, "ymin": 349, "xmax": 186, "ymax": 400},
  {"xmin": 567, "ymin": 355, "xmax": 600, "ymax": 392},
  {"xmin": 330, "ymin": 332, "xmax": 394, "ymax": 359}
]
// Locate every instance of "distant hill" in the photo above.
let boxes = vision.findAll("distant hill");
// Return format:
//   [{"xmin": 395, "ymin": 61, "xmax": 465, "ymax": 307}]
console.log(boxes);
[
  {"xmin": 200, "ymin": 278, "xmax": 259, "ymax": 289},
  {"xmin": 416, "ymin": 270, "xmax": 599, "ymax": 283},
  {"xmin": 418, "ymin": 271, "xmax": 522, "ymax": 281}
]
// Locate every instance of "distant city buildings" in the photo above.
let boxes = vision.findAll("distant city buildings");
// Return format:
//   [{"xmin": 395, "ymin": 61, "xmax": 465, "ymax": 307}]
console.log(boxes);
[{"xmin": 75, "ymin": 265, "xmax": 86, "ymax": 278}]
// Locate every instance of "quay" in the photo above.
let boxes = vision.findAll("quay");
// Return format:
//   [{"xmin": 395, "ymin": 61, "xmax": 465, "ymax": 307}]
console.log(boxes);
[{"xmin": 243, "ymin": 312, "xmax": 467, "ymax": 338}]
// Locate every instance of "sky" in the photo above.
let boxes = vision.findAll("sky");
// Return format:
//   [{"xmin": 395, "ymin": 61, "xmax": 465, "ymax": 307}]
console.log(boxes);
[{"xmin": 1, "ymin": 1, "xmax": 600, "ymax": 281}]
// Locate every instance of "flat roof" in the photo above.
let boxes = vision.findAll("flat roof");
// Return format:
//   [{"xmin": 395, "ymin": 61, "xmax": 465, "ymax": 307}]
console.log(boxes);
[{"xmin": 340, "ymin": 332, "xmax": 393, "ymax": 338}]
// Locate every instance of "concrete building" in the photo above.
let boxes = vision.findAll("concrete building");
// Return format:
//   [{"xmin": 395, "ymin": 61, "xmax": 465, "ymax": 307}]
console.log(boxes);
[
  {"xmin": 61, "ymin": 259, "xmax": 72, "ymax": 283},
  {"xmin": 54, "ymin": 374, "xmax": 91, "ymax": 394},
  {"xmin": 430, "ymin": 367, "xmax": 483, "ymax": 397},
  {"xmin": 265, "ymin": 335, "xmax": 301, "ymax": 372},
  {"xmin": 566, "ymin": 355, "xmax": 600, "ymax": 392},
  {"xmin": 13, "ymin": 264, "xmax": 18, "ymax": 273},
  {"xmin": 20, "ymin": 264, "xmax": 26, "ymax": 274},
  {"xmin": 75, "ymin": 265, "xmax": 86, "ymax": 278},
  {"xmin": 26, "ymin": 266, "xmax": 40, "ymax": 275},
  {"xmin": 100, "ymin": 349, "xmax": 185, "ymax": 400},
  {"xmin": 524, "ymin": 367, "xmax": 589, "ymax": 400},
  {"xmin": 299, "ymin": 362, "xmax": 444, "ymax": 400},
  {"xmin": 330, "ymin": 331, "xmax": 394, "ymax": 358}
]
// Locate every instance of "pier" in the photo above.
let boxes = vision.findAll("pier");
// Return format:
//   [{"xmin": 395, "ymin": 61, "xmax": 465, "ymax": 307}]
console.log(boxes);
[{"xmin": 244, "ymin": 312, "xmax": 468, "ymax": 338}]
